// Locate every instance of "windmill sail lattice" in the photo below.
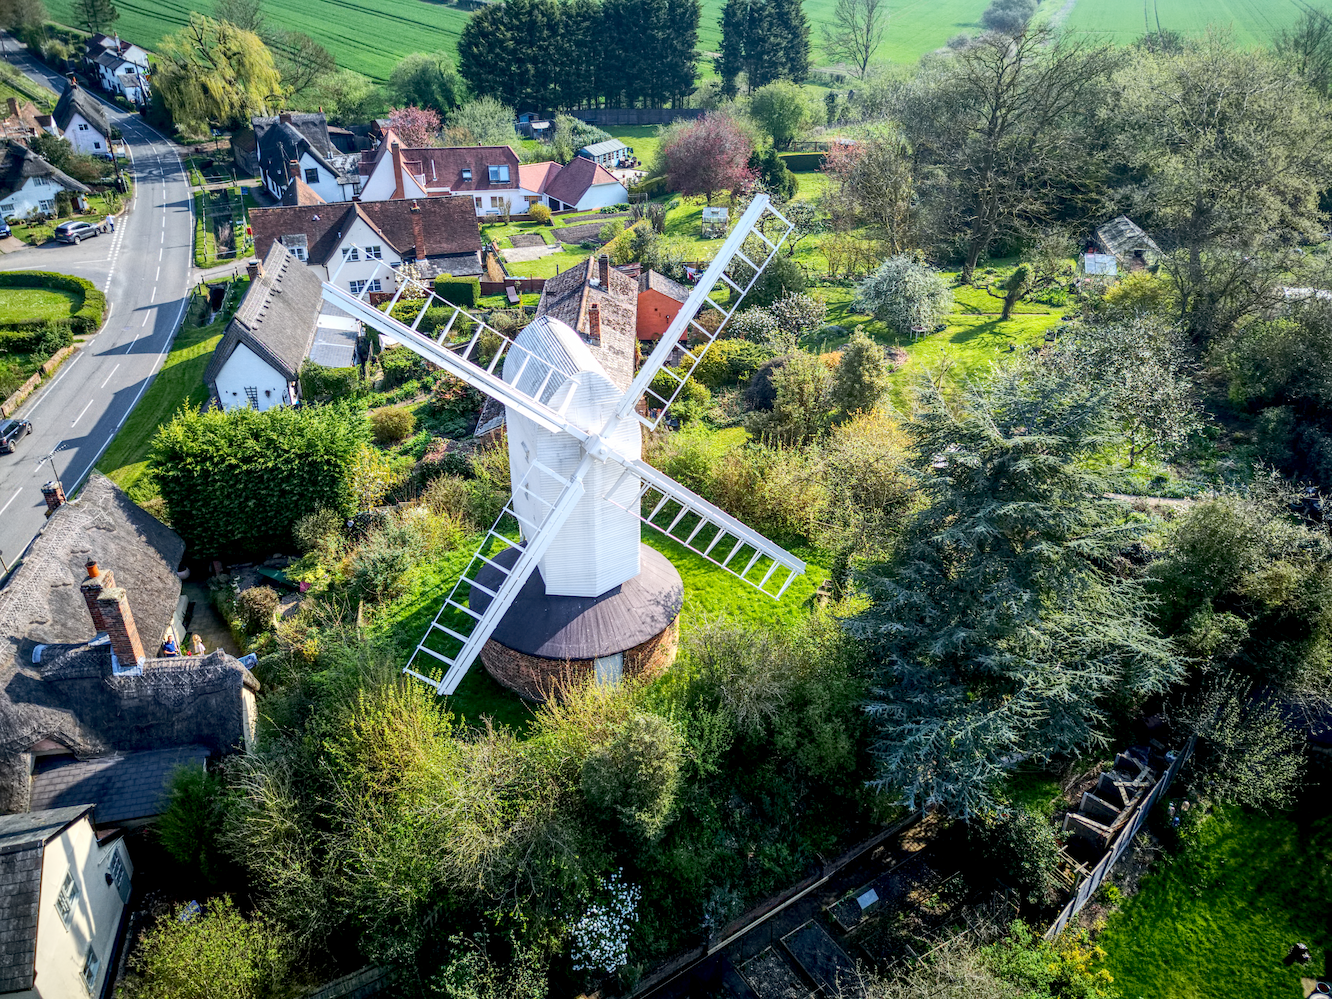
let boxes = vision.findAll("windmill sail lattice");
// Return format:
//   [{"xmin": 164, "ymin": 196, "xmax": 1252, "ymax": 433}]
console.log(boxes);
[{"xmin": 320, "ymin": 194, "xmax": 806, "ymax": 695}]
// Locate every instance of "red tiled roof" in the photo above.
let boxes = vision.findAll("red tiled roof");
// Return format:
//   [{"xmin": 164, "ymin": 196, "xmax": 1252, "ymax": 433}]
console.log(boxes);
[
  {"xmin": 249, "ymin": 195, "xmax": 481, "ymax": 265},
  {"xmin": 396, "ymin": 145, "xmax": 520, "ymax": 193},
  {"xmin": 543, "ymin": 156, "xmax": 622, "ymax": 207},
  {"xmin": 518, "ymin": 160, "xmax": 560, "ymax": 193}
]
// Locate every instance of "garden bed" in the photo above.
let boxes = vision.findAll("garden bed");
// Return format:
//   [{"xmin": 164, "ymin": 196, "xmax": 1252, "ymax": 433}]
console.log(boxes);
[{"xmin": 555, "ymin": 221, "xmax": 614, "ymax": 244}]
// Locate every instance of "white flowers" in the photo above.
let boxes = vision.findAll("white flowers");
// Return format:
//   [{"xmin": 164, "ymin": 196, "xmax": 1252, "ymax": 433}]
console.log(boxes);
[{"xmin": 569, "ymin": 870, "xmax": 642, "ymax": 975}]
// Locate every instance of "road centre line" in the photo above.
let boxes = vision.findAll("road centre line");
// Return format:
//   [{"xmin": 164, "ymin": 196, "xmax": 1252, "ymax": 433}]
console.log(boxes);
[
  {"xmin": 100, "ymin": 363, "xmax": 120, "ymax": 388},
  {"xmin": 0, "ymin": 489, "xmax": 20, "ymax": 517},
  {"xmin": 71, "ymin": 397, "xmax": 95, "ymax": 427}
]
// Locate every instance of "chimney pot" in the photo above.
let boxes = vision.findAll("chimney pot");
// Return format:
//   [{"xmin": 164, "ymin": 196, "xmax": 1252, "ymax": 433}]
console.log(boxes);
[
  {"xmin": 247, "ymin": 259, "xmax": 262, "ymax": 281},
  {"xmin": 85, "ymin": 559, "xmax": 99, "ymax": 578},
  {"xmin": 68, "ymin": 75, "xmax": 78, "ymax": 89},
  {"xmin": 598, "ymin": 254, "xmax": 610, "ymax": 290}
]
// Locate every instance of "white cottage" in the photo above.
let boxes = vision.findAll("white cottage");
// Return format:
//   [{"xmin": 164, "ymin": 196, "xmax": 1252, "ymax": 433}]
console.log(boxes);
[
  {"xmin": 252, "ymin": 113, "xmax": 361, "ymax": 204},
  {"xmin": 0, "ymin": 139, "xmax": 91, "ymax": 220},
  {"xmin": 51, "ymin": 83, "xmax": 111, "ymax": 158},
  {"xmin": 0, "ymin": 806, "xmax": 132, "ymax": 999}
]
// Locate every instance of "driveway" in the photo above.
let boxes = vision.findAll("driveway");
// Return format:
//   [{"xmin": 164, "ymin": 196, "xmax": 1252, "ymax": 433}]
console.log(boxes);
[{"xmin": 0, "ymin": 36, "xmax": 195, "ymax": 568}]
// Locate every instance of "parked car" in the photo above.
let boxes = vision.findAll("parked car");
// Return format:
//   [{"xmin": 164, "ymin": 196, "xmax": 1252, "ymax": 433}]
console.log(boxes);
[
  {"xmin": 54, "ymin": 220, "xmax": 104, "ymax": 244},
  {"xmin": 0, "ymin": 419, "xmax": 32, "ymax": 454},
  {"xmin": 0, "ymin": 218, "xmax": 10, "ymax": 239}
]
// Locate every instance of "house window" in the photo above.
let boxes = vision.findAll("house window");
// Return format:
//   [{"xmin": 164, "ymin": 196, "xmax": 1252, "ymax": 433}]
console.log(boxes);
[
  {"xmin": 280, "ymin": 234, "xmax": 308, "ymax": 261},
  {"xmin": 473, "ymin": 197, "xmax": 482, "ymax": 210},
  {"xmin": 39, "ymin": 199, "xmax": 55, "ymax": 213},
  {"xmin": 82, "ymin": 945, "xmax": 100, "ymax": 992},
  {"xmin": 55, "ymin": 872, "xmax": 79, "ymax": 927},
  {"xmin": 366, "ymin": 278, "xmax": 381, "ymax": 293},
  {"xmin": 350, "ymin": 279, "xmax": 367, "ymax": 294},
  {"xmin": 341, "ymin": 246, "xmax": 360, "ymax": 262},
  {"xmin": 244, "ymin": 386, "xmax": 259, "ymax": 408},
  {"xmin": 108, "ymin": 848, "xmax": 131, "ymax": 904},
  {"xmin": 1, "ymin": 203, "xmax": 14, "ymax": 214},
  {"xmin": 304, "ymin": 167, "xmax": 319, "ymax": 183},
  {"xmin": 490, "ymin": 196, "xmax": 504, "ymax": 208},
  {"xmin": 487, "ymin": 165, "xmax": 509, "ymax": 183},
  {"xmin": 594, "ymin": 653, "xmax": 623, "ymax": 685},
  {"xmin": 78, "ymin": 123, "xmax": 88, "ymax": 131},
  {"xmin": 93, "ymin": 141, "xmax": 101, "ymax": 150},
  {"xmin": 365, "ymin": 245, "xmax": 382, "ymax": 259},
  {"xmin": 32, "ymin": 176, "xmax": 48, "ymax": 187},
  {"xmin": 461, "ymin": 168, "xmax": 472, "ymax": 181}
]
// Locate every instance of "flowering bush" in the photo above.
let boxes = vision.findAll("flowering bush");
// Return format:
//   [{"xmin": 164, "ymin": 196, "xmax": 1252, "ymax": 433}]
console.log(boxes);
[
  {"xmin": 569, "ymin": 870, "xmax": 642, "ymax": 976},
  {"xmin": 853, "ymin": 255, "xmax": 953, "ymax": 336}
]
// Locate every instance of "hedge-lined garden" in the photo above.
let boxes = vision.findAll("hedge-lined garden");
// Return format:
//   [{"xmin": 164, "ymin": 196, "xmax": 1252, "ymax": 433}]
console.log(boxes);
[{"xmin": 0, "ymin": 271, "xmax": 105, "ymax": 397}]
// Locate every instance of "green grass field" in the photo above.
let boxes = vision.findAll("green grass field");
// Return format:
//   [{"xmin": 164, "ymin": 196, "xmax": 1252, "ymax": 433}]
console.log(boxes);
[
  {"xmin": 1063, "ymin": 0, "xmax": 1306, "ymax": 47},
  {"xmin": 0, "ymin": 289, "xmax": 81, "ymax": 324},
  {"xmin": 1098, "ymin": 805, "xmax": 1332, "ymax": 999}
]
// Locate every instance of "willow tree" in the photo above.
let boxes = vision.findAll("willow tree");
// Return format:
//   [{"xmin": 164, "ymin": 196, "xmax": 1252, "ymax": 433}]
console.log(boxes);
[{"xmin": 155, "ymin": 14, "xmax": 283, "ymax": 133}]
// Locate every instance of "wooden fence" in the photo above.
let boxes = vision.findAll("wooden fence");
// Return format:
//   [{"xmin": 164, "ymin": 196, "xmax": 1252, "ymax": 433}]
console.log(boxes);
[{"xmin": 1043, "ymin": 736, "xmax": 1195, "ymax": 940}]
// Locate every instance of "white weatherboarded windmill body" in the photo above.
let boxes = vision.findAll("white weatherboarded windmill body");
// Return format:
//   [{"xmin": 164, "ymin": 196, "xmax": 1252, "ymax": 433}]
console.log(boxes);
[{"xmin": 321, "ymin": 195, "xmax": 806, "ymax": 699}]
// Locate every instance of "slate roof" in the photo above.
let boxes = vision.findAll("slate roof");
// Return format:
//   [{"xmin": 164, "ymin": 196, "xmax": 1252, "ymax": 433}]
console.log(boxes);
[
  {"xmin": 639, "ymin": 269, "xmax": 689, "ymax": 304},
  {"xmin": 94, "ymin": 51, "xmax": 127, "ymax": 70},
  {"xmin": 0, "ymin": 139, "xmax": 91, "ymax": 199},
  {"xmin": 52, "ymin": 83, "xmax": 109, "ymax": 138},
  {"xmin": 253, "ymin": 112, "xmax": 359, "ymax": 189},
  {"xmin": 248, "ymin": 196, "xmax": 482, "ymax": 268},
  {"xmin": 543, "ymin": 155, "xmax": 623, "ymax": 208},
  {"xmin": 307, "ymin": 302, "xmax": 360, "ymax": 368},
  {"xmin": 204, "ymin": 241, "xmax": 326, "ymax": 389},
  {"xmin": 535, "ymin": 255, "xmax": 638, "ymax": 390},
  {"xmin": 30, "ymin": 746, "xmax": 208, "ymax": 824},
  {"xmin": 0, "ymin": 474, "xmax": 257, "ymax": 814},
  {"xmin": 0, "ymin": 805, "xmax": 91, "ymax": 993},
  {"xmin": 473, "ymin": 543, "xmax": 682, "ymax": 659}
]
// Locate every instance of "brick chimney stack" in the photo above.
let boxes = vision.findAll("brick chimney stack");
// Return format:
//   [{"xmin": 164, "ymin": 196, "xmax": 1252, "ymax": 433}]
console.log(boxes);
[
  {"xmin": 288, "ymin": 158, "xmax": 300, "ymax": 183},
  {"xmin": 6, "ymin": 98, "xmax": 19, "ymax": 117},
  {"xmin": 80, "ymin": 560, "xmax": 145, "ymax": 665},
  {"xmin": 391, "ymin": 142, "xmax": 405, "ymax": 200},
  {"xmin": 587, "ymin": 303, "xmax": 601, "ymax": 343},
  {"xmin": 410, "ymin": 201, "xmax": 425, "ymax": 258},
  {"xmin": 247, "ymin": 258, "xmax": 262, "ymax": 281},
  {"xmin": 598, "ymin": 254, "xmax": 610, "ymax": 289},
  {"xmin": 279, "ymin": 112, "xmax": 293, "ymax": 124}
]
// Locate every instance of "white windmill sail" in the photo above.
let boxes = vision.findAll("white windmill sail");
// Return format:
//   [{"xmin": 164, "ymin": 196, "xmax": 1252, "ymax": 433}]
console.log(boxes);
[{"xmin": 319, "ymin": 194, "xmax": 806, "ymax": 695}]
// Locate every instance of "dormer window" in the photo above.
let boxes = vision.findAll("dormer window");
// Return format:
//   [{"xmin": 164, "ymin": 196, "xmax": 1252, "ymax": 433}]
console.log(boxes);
[
  {"xmin": 488, "ymin": 165, "xmax": 509, "ymax": 183},
  {"xmin": 461, "ymin": 168, "xmax": 472, "ymax": 181}
]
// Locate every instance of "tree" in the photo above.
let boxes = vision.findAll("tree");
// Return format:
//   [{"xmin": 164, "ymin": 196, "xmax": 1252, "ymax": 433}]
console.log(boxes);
[
  {"xmin": 387, "ymin": 104, "xmax": 441, "ymax": 147},
  {"xmin": 312, "ymin": 69, "xmax": 384, "ymax": 124},
  {"xmin": 746, "ymin": 349, "xmax": 832, "ymax": 445},
  {"xmin": 1274, "ymin": 5, "xmax": 1332, "ymax": 97},
  {"xmin": 123, "ymin": 896, "xmax": 292, "ymax": 999},
  {"xmin": 850, "ymin": 365, "xmax": 1183, "ymax": 815},
  {"xmin": 270, "ymin": 31, "xmax": 334, "ymax": 99},
  {"xmin": 899, "ymin": 27, "xmax": 1119, "ymax": 283},
  {"xmin": 980, "ymin": 0, "xmax": 1035, "ymax": 35},
  {"xmin": 830, "ymin": 327, "xmax": 890, "ymax": 417},
  {"xmin": 211, "ymin": 0, "xmax": 263, "ymax": 33},
  {"xmin": 388, "ymin": 51, "xmax": 462, "ymax": 113},
  {"xmin": 819, "ymin": 127, "xmax": 913, "ymax": 250},
  {"xmin": 73, "ymin": 0, "xmax": 117, "ymax": 33},
  {"xmin": 581, "ymin": 713, "xmax": 684, "ymax": 841},
  {"xmin": 155, "ymin": 14, "xmax": 282, "ymax": 132},
  {"xmin": 822, "ymin": 0, "xmax": 885, "ymax": 77},
  {"xmin": 27, "ymin": 132, "xmax": 72, "ymax": 169},
  {"xmin": 853, "ymin": 255, "xmax": 953, "ymax": 336},
  {"xmin": 747, "ymin": 147, "xmax": 796, "ymax": 200},
  {"xmin": 660, "ymin": 111, "xmax": 754, "ymax": 203},
  {"xmin": 749, "ymin": 79, "xmax": 812, "ymax": 149},
  {"xmin": 1047, "ymin": 316, "xmax": 1202, "ymax": 466},
  {"xmin": 716, "ymin": 0, "xmax": 810, "ymax": 96},
  {"xmin": 1118, "ymin": 34, "xmax": 1332, "ymax": 342},
  {"xmin": 0, "ymin": 0, "xmax": 47, "ymax": 41},
  {"xmin": 984, "ymin": 262, "xmax": 1031, "ymax": 321},
  {"xmin": 446, "ymin": 97, "xmax": 515, "ymax": 147}
]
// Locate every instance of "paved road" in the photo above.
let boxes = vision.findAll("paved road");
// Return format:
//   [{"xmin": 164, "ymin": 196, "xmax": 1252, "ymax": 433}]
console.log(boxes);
[{"xmin": 0, "ymin": 36, "xmax": 194, "ymax": 566}]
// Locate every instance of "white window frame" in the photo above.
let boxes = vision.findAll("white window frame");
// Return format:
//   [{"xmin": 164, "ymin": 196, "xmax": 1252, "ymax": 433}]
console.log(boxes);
[
  {"xmin": 341, "ymin": 246, "xmax": 359, "ymax": 262},
  {"xmin": 366, "ymin": 278, "xmax": 381, "ymax": 293},
  {"xmin": 280, "ymin": 234, "xmax": 308, "ymax": 261},
  {"xmin": 39, "ymin": 199, "xmax": 55, "ymax": 213},
  {"xmin": 78, "ymin": 122, "xmax": 88, "ymax": 131},
  {"xmin": 349, "ymin": 279, "xmax": 367, "ymax": 295},
  {"xmin": 487, "ymin": 164, "xmax": 509, "ymax": 183},
  {"xmin": 461, "ymin": 168, "xmax": 472, "ymax": 181},
  {"xmin": 82, "ymin": 944, "xmax": 100, "ymax": 993},
  {"xmin": 365, "ymin": 245, "xmax": 382, "ymax": 260},
  {"xmin": 55, "ymin": 872, "xmax": 79, "ymax": 928},
  {"xmin": 1, "ymin": 202, "xmax": 14, "ymax": 214},
  {"xmin": 108, "ymin": 848, "xmax": 130, "ymax": 903}
]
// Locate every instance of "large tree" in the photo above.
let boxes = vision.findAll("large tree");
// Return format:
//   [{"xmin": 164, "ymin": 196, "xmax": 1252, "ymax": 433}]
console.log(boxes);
[
  {"xmin": 899, "ymin": 27, "xmax": 1120, "ymax": 283},
  {"xmin": 387, "ymin": 51, "xmax": 462, "ymax": 113},
  {"xmin": 1117, "ymin": 33, "xmax": 1332, "ymax": 343},
  {"xmin": 270, "ymin": 31, "xmax": 334, "ymax": 99},
  {"xmin": 849, "ymin": 365, "xmax": 1182, "ymax": 815},
  {"xmin": 211, "ymin": 0, "xmax": 263, "ymax": 33},
  {"xmin": 73, "ymin": 0, "xmax": 117, "ymax": 33},
  {"xmin": 821, "ymin": 0, "xmax": 885, "ymax": 77},
  {"xmin": 717, "ymin": 0, "xmax": 810, "ymax": 96},
  {"xmin": 155, "ymin": 15, "xmax": 282, "ymax": 141},
  {"xmin": 660, "ymin": 111, "xmax": 753, "ymax": 203},
  {"xmin": 749, "ymin": 79, "xmax": 812, "ymax": 149}
]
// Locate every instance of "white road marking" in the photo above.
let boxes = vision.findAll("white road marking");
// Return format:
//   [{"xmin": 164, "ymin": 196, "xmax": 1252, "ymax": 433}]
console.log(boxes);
[
  {"xmin": 30, "ymin": 352, "xmax": 81, "ymax": 409},
  {"xmin": 100, "ymin": 363, "xmax": 120, "ymax": 387},
  {"xmin": 141, "ymin": 311, "xmax": 151, "ymax": 326},
  {"xmin": 155, "ymin": 266, "xmax": 160, "ymax": 281},
  {"xmin": 71, "ymin": 397, "xmax": 95, "ymax": 427},
  {"xmin": 150, "ymin": 287, "xmax": 156, "ymax": 302},
  {"xmin": 0, "ymin": 488, "xmax": 21, "ymax": 517}
]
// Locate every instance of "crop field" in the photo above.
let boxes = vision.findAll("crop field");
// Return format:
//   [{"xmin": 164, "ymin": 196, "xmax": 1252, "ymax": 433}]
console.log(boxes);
[{"xmin": 1061, "ymin": 0, "xmax": 1306, "ymax": 47}]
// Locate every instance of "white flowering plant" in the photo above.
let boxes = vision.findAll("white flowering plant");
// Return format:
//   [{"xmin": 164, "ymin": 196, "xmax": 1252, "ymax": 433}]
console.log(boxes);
[{"xmin": 568, "ymin": 869, "xmax": 642, "ymax": 976}]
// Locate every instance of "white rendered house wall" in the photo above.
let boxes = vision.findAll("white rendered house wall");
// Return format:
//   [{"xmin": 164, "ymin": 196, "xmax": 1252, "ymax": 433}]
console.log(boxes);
[
  {"xmin": 62, "ymin": 113, "xmax": 107, "ymax": 155},
  {"xmin": 214, "ymin": 342, "xmax": 292, "ymax": 410},
  {"xmin": 324, "ymin": 218, "xmax": 402, "ymax": 290}
]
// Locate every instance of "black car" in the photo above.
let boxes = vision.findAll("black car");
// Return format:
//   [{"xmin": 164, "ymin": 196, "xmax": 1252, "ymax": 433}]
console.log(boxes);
[{"xmin": 0, "ymin": 419, "xmax": 31, "ymax": 454}]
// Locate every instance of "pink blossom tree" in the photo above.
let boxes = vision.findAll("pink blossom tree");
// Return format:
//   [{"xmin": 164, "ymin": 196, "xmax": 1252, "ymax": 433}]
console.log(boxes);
[
  {"xmin": 386, "ymin": 104, "xmax": 442, "ymax": 147},
  {"xmin": 661, "ymin": 112, "xmax": 755, "ymax": 204}
]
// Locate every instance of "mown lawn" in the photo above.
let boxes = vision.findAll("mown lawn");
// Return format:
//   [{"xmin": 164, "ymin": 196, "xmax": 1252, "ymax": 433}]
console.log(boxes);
[
  {"xmin": 97, "ymin": 285, "xmax": 245, "ymax": 504},
  {"xmin": 1098, "ymin": 804, "xmax": 1332, "ymax": 999},
  {"xmin": 0, "ymin": 288, "xmax": 81, "ymax": 323}
]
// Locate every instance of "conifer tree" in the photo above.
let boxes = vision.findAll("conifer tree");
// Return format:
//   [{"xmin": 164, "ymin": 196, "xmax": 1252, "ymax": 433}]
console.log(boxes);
[{"xmin": 74, "ymin": 0, "xmax": 117, "ymax": 33}]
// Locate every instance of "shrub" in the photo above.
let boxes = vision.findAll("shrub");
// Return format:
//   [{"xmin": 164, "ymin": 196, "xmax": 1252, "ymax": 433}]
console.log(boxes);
[
  {"xmin": 293, "ymin": 507, "xmax": 344, "ymax": 554},
  {"xmin": 598, "ymin": 219, "xmax": 624, "ymax": 244},
  {"xmin": 691, "ymin": 339, "xmax": 770, "ymax": 388},
  {"xmin": 380, "ymin": 346, "xmax": 427, "ymax": 388},
  {"xmin": 156, "ymin": 767, "xmax": 230, "ymax": 888},
  {"xmin": 237, "ymin": 586, "xmax": 280, "ymax": 634},
  {"xmin": 581, "ymin": 713, "xmax": 684, "ymax": 841},
  {"xmin": 149, "ymin": 404, "xmax": 367, "ymax": 557},
  {"xmin": 528, "ymin": 203, "xmax": 552, "ymax": 224},
  {"xmin": 965, "ymin": 808, "xmax": 1061, "ymax": 907},
  {"xmin": 122, "ymin": 895, "xmax": 292, "ymax": 999},
  {"xmin": 853, "ymin": 255, "xmax": 953, "ymax": 336},
  {"xmin": 830, "ymin": 328, "xmax": 892, "ymax": 415},
  {"xmin": 649, "ymin": 368, "xmax": 711, "ymax": 410},
  {"xmin": 746, "ymin": 253, "xmax": 807, "ymax": 308},
  {"xmin": 299, "ymin": 361, "xmax": 362, "ymax": 402},
  {"xmin": 370, "ymin": 406, "xmax": 416, "ymax": 446},
  {"xmin": 350, "ymin": 527, "xmax": 416, "ymax": 602},
  {"xmin": 434, "ymin": 274, "xmax": 481, "ymax": 308}
]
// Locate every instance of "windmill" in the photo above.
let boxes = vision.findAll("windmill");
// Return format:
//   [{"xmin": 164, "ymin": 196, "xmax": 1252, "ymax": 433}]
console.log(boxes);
[{"xmin": 320, "ymin": 194, "xmax": 806, "ymax": 699}]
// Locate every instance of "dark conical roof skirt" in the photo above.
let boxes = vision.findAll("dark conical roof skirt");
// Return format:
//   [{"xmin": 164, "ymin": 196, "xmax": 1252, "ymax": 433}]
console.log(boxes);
[{"xmin": 471, "ymin": 543, "xmax": 683, "ymax": 660}]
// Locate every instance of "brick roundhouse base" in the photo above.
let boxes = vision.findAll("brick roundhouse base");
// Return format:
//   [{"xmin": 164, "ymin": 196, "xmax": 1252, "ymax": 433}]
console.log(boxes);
[{"xmin": 480, "ymin": 616, "xmax": 680, "ymax": 702}]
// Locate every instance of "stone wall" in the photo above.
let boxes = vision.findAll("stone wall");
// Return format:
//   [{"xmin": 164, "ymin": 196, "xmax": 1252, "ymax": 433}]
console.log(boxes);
[{"xmin": 480, "ymin": 616, "xmax": 679, "ymax": 701}]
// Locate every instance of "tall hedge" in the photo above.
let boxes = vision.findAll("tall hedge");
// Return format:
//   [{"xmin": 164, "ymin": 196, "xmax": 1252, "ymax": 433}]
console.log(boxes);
[
  {"xmin": 0, "ymin": 270, "xmax": 106, "ymax": 335},
  {"xmin": 149, "ymin": 404, "xmax": 368, "ymax": 557},
  {"xmin": 433, "ymin": 275, "xmax": 480, "ymax": 308}
]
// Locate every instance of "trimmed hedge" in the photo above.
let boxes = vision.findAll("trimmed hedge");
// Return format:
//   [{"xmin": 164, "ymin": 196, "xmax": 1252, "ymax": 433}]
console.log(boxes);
[
  {"xmin": 434, "ymin": 275, "xmax": 481, "ymax": 308},
  {"xmin": 779, "ymin": 152, "xmax": 827, "ymax": 171},
  {"xmin": 0, "ymin": 322, "xmax": 73, "ymax": 356},
  {"xmin": 0, "ymin": 270, "xmax": 106, "ymax": 336},
  {"xmin": 631, "ymin": 175, "xmax": 669, "ymax": 197}
]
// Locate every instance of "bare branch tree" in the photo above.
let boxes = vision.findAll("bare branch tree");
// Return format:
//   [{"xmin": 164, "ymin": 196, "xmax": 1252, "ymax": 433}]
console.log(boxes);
[{"xmin": 822, "ymin": 0, "xmax": 886, "ymax": 77}]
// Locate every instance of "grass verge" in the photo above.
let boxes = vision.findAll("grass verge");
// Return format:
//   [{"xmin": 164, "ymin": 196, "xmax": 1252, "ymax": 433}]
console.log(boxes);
[{"xmin": 0, "ymin": 288, "xmax": 81, "ymax": 323}]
